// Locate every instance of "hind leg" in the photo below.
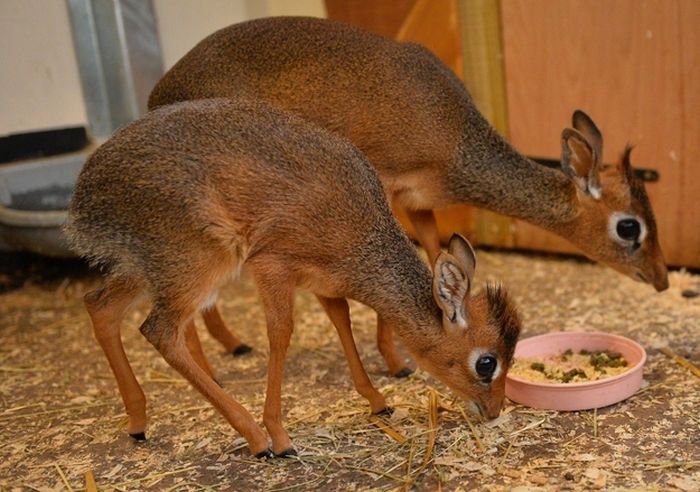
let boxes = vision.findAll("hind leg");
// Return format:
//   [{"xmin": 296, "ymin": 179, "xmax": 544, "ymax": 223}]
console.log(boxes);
[
  {"xmin": 85, "ymin": 276, "xmax": 147, "ymax": 439},
  {"xmin": 184, "ymin": 320, "xmax": 218, "ymax": 383},
  {"xmin": 135, "ymin": 237, "xmax": 270, "ymax": 455},
  {"xmin": 249, "ymin": 260, "xmax": 296, "ymax": 456},
  {"xmin": 377, "ymin": 314, "xmax": 412, "ymax": 378},
  {"xmin": 140, "ymin": 303, "xmax": 270, "ymax": 456},
  {"xmin": 201, "ymin": 305, "xmax": 252, "ymax": 356},
  {"xmin": 404, "ymin": 208, "xmax": 442, "ymax": 267}
]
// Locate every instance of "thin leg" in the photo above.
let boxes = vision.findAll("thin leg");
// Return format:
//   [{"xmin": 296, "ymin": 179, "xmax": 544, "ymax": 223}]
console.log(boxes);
[
  {"xmin": 404, "ymin": 208, "xmax": 442, "ymax": 268},
  {"xmin": 184, "ymin": 320, "xmax": 218, "ymax": 383},
  {"xmin": 201, "ymin": 305, "xmax": 252, "ymax": 356},
  {"xmin": 140, "ymin": 306, "xmax": 270, "ymax": 456},
  {"xmin": 85, "ymin": 276, "xmax": 146, "ymax": 439},
  {"xmin": 316, "ymin": 296, "xmax": 388, "ymax": 414},
  {"xmin": 250, "ymin": 262, "xmax": 296, "ymax": 456},
  {"xmin": 377, "ymin": 314, "xmax": 412, "ymax": 378}
]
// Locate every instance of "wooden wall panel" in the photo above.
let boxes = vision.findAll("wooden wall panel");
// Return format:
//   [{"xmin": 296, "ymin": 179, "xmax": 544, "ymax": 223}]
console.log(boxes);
[
  {"xmin": 324, "ymin": 0, "xmax": 416, "ymax": 38},
  {"xmin": 501, "ymin": 0, "xmax": 699, "ymax": 267},
  {"xmin": 679, "ymin": 0, "xmax": 700, "ymax": 268}
]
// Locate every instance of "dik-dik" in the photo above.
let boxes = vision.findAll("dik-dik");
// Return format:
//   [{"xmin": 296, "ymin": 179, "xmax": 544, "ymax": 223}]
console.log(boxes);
[
  {"xmin": 65, "ymin": 99, "xmax": 521, "ymax": 457},
  {"xmin": 149, "ymin": 16, "xmax": 668, "ymax": 373}
]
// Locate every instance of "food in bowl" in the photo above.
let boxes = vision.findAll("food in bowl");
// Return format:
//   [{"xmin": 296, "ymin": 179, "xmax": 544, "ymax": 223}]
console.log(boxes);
[
  {"xmin": 510, "ymin": 349, "xmax": 630, "ymax": 384},
  {"xmin": 505, "ymin": 332, "xmax": 647, "ymax": 411}
]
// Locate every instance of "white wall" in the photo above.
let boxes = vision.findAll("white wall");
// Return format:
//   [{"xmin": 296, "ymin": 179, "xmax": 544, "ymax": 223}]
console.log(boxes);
[
  {"xmin": 0, "ymin": 0, "xmax": 326, "ymax": 137},
  {"xmin": 0, "ymin": 0, "xmax": 87, "ymax": 136}
]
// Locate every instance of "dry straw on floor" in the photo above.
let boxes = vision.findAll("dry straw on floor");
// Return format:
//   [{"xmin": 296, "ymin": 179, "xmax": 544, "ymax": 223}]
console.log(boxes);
[{"xmin": 1, "ymin": 250, "xmax": 698, "ymax": 490}]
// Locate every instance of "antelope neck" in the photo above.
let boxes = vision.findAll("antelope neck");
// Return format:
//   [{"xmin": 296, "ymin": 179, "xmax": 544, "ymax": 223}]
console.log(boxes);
[
  {"xmin": 350, "ymin": 234, "xmax": 442, "ymax": 342},
  {"xmin": 374, "ymin": 271, "xmax": 442, "ymax": 344},
  {"xmin": 448, "ymin": 125, "xmax": 578, "ymax": 231}
]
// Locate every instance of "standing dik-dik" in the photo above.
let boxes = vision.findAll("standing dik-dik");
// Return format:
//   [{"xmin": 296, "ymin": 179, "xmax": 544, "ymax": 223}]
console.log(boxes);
[
  {"xmin": 149, "ymin": 16, "xmax": 668, "ymax": 370},
  {"xmin": 65, "ymin": 99, "xmax": 521, "ymax": 457}
]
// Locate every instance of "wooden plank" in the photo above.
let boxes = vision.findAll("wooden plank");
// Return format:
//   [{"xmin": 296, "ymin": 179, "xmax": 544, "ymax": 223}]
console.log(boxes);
[
  {"xmin": 457, "ymin": 0, "xmax": 515, "ymax": 247},
  {"xmin": 458, "ymin": 0, "xmax": 508, "ymax": 134},
  {"xmin": 678, "ymin": 0, "xmax": 700, "ymax": 267},
  {"xmin": 511, "ymin": 221, "xmax": 581, "ymax": 255},
  {"xmin": 501, "ymin": 0, "xmax": 697, "ymax": 267},
  {"xmin": 396, "ymin": 0, "xmax": 463, "ymax": 76},
  {"xmin": 324, "ymin": 0, "xmax": 416, "ymax": 38}
]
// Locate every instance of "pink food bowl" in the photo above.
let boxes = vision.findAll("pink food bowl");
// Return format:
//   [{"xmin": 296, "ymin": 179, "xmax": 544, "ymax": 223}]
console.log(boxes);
[{"xmin": 505, "ymin": 331, "xmax": 647, "ymax": 411}]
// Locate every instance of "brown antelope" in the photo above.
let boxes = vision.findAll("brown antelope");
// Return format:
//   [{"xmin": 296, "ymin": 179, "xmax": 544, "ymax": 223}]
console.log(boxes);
[
  {"xmin": 64, "ymin": 99, "xmax": 521, "ymax": 457},
  {"xmin": 148, "ymin": 16, "xmax": 668, "ymax": 376}
]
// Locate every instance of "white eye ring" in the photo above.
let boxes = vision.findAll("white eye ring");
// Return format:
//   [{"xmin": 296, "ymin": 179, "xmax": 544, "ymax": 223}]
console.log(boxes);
[
  {"xmin": 608, "ymin": 212, "xmax": 647, "ymax": 246},
  {"xmin": 468, "ymin": 347, "xmax": 501, "ymax": 383}
]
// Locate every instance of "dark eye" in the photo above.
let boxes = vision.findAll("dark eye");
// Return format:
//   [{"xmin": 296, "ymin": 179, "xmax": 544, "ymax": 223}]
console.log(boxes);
[
  {"xmin": 475, "ymin": 355, "xmax": 497, "ymax": 379},
  {"xmin": 616, "ymin": 218, "xmax": 640, "ymax": 242}
]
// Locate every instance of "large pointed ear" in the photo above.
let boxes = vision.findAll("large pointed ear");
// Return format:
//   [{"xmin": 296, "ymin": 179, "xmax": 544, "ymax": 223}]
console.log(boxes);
[
  {"xmin": 572, "ymin": 110, "xmax": 603, "ymax": 163},
  {"xmin": 561, "ymin": 127, "xmax": 602, "ymax": 199},
  {"xmin": 447, "ymin": 233, "xmax": 476, "ymax": 280},
  {"xmin": 432, "ymin": 234, "xmax": 476, "ymax": 327}
]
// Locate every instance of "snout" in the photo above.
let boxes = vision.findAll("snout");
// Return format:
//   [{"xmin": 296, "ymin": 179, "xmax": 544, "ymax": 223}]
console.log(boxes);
[
  {"xmin": 468, "ymin": 398, "xmax": 504, "ymax": 421},
  {"xmin": 635, "ymin": 263, "xmax": 669, "ymax": 292},
  {"xmin": 633, "ymin": 271, "xmax": 669, "ymax": 292},
  {"xmin": 481, "ymin": 398, "xmax": 504, "ymax": 420},
  {"xmin": 652, "ymin": 272, "xmax": 669, "ymax": 292},
  {"xmin": 651, "ymin": 261, "xmax": 669, "ymax": 292},
  {"xmin": 631, "ymin": 259, "xmax": 669, "ymax": 292},
  {"xmin": 649, "ymin": 245, "xmax": 670, "ymax": 292}
]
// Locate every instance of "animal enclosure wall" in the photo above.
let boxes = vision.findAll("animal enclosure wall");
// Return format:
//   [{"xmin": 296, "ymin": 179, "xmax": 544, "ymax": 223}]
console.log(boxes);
[
  {"xmin": 499, "ymin": 0, "xmax": 700, "ymax": 268},
  {"xmin": 326, "ymin": 0, "xmax": 700, "ymax": 268}
]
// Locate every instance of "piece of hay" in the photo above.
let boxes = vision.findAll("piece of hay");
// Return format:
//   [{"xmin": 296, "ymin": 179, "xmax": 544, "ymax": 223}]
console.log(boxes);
[
  {"xmin": 408, "ymin": 387, "xmax": 440, "ymax": 485},
  {"xmin": 54, "ymin": 464, "xmax": 73, "ymax": 492},
  {"xmin": 84, "ymin": 470, "xmax": 97, "ymax": 492},
  {"xmin": 368, "ymin": 415, "xmax": 407, "ymax": 444},
  {"xmin": 659, "ymin": 347, "xmax": 700, "ymax": 379},
  {"xmin": 420, "ymin": 387, "xmax": 439, "ymax": 472}
]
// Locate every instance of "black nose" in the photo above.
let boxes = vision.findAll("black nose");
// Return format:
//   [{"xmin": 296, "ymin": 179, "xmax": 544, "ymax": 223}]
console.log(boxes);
[{"xmin": 617, "ymin": 218, "xmax": 641, "ymax": 242}]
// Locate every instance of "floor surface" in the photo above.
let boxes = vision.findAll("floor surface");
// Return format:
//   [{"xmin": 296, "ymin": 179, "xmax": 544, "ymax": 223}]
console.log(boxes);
[{"xmin": 1, "ymin": 249, "xmax": 698, "ymax": 491}]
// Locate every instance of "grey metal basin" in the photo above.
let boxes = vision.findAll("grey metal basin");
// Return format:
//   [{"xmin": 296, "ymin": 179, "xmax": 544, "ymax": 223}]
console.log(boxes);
[{"xmin": 0, "ymin": 152, "xmax": 88, "ymax": 257}]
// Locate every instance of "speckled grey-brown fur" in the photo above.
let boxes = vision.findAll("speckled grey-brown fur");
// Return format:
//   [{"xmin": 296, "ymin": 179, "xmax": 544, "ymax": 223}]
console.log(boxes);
[
  {"xmin": 65, "ymin": 99, "xmax": 521, "ymax": 429},
  {"xmin": 148, "ymin": 16, "xmax": 667, "ymax": 291},
  {"xmin": 65, "ymin": 99, "xmax": 436, "ymax": 329}
]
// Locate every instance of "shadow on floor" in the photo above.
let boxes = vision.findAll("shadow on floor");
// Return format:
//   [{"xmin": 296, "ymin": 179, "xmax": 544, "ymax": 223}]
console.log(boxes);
[{"xmin": 0, "ymin": 251, "xmax": 91, "ymax": 294}]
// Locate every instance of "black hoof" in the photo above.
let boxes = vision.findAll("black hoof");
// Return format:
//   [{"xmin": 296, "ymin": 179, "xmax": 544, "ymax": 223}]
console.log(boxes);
[
  {"xmin": 232, "ymin": 344, "xmax": 253, "ymax": 356},
  {"xmin": 129, "ymin": 432, "xmax": 146, "ymax": 442},
  {"xmin": 374, "ymin": 407, "xmax": 394, "ymax": 417},
  {"xmin": 254, "ymin": 448, "xmax": 274, "ymax": 459},
  {"xmin": 393, "ymin": 367, "xmax": 413, "ymax": 378},
  {"xmin": 274, "ymin": 447, "xmax": 298, "ymax": 458}
]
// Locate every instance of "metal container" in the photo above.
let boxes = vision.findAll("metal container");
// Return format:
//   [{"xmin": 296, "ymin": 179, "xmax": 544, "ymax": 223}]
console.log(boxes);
[{"xmin": 0, "ymin": 152, "xmax": 88, "ymax": 257}]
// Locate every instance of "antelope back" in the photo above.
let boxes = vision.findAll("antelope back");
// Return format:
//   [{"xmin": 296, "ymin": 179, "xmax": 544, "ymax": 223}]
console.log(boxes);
[
  {"xmin": 65, "ymin": 98, "xmax": 405, "ymax": 304},
  {"xmin": 148, "ymin": 16, "xmax": 469, "ymax": 176}
]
